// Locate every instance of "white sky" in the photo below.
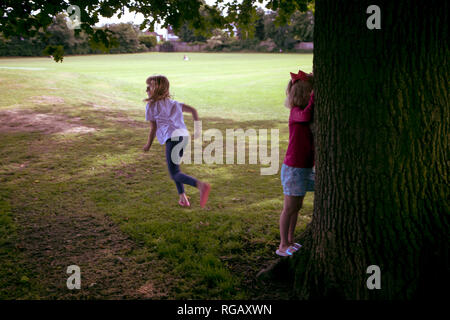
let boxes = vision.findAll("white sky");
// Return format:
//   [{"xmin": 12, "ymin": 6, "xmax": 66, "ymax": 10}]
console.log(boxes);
[{"xmin": 96, "ymin": 8, "xmax": 146, "ymax": 28}]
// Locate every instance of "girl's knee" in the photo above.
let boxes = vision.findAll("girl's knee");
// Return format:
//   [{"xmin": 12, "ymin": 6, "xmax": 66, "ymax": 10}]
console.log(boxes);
[
  {"xmin": 283, "ymin": 200, "xmax": 302, "ymax": 214},
  {"xmin": 171, "ymin": 171, "xmax": 184, "ymax": 182},
  {"xmin": 168, "ymin": 168, "xmax": 180, "ymax": 179},
  {"xmin": 282, "ymin": 206, "xmax": 300, "ymax": 217}
]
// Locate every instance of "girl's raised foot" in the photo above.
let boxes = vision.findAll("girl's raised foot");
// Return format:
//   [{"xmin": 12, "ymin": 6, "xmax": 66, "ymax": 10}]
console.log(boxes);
[{"xmin": 198, "ymin": 182, "xmax": 211, "ymax": 208}]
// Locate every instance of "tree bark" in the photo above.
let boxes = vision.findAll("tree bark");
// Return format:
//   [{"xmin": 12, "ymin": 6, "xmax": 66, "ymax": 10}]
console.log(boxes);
[{"xmin": 292, "ymin": 0, "xmax": 449, "ymax": 299}]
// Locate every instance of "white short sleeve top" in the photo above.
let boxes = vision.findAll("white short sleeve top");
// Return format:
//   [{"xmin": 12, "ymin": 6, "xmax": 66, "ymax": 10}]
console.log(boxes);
[{"xmin": 145, "ymin": 98, "xmax": 189, "ymax": 145}]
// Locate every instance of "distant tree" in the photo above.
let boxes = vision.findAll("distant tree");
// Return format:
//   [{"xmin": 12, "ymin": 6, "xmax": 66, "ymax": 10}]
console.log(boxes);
[
  {"xmin": 254, "ymin": 8, "xmax": 266, "ymax": 41},
  {"xmin": 45, "ymin": 14, "xmax": 76, "ymax": 50},
  {"xmin": 291, "ymin": 10, "xmax": 314, "ymax": 42},
  {"xmin": 0, "ymin": 0, "xmax": 310, "ymax": 60},
  {"xmin": 0, "ymin": 0, "xmax": 235, "ymax": 61},
  {"xmin": 0, "ymin": 34, "xmax": 46, "ymax": 57},
  {"xmin": 107, "ymin": 23, "xmax": 139, "ymax": 53},
  {"xmin": 264, "ymin": 12, "xmax": 296, "ymax": 50},
  {"xmin": 177, "ymin": 23, "xmax": 207, "ymax": 42},
  {"xmin": 138, "ymin": 35, "xmax": 157, "ymax": 49}
]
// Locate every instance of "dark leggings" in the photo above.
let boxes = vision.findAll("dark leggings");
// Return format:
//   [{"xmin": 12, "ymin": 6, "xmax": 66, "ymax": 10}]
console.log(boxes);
[{"xmin": 165, "ymin": 136, "xmax": 197, "ymax": 194}]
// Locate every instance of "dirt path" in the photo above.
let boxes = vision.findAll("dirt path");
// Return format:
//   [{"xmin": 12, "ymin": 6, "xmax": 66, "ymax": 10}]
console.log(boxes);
[
  {"xmin": 1, "ymin": 107, "xmax": 166, "ymax": 298},
  {"xmin": 15, "ymin": 208, "xmax": 167, "ymax": 299},
  {"xmin": 0, "ymin": 109, "xmax": 97, "ymax": 135}
]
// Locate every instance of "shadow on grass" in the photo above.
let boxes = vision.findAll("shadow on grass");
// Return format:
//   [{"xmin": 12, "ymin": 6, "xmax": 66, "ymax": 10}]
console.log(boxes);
[{"xmin": 0, "ymin": 108, "xmax": 312, "ymax": 299}]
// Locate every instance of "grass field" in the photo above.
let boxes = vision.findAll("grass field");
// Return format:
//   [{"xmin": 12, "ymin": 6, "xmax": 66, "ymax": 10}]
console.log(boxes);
[{"xmin": 0, "ymin": 52, "xmax": 313, "ymax": 299}]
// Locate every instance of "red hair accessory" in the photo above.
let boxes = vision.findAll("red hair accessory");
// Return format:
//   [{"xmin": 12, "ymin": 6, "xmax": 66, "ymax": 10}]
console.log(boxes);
[{"xmin": 290, "ymin": 70, "xmax": 310, "ymax": 84}]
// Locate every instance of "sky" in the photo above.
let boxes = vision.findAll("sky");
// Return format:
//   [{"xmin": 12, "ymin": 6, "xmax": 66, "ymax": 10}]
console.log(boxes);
[{"xmin": 96, "ymin": 8, "xmax": 146, "ymax": 28}]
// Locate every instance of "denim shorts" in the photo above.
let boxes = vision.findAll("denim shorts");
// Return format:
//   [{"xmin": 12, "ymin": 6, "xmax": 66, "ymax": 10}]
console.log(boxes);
[{"xmin": 281, "ymin": 164, "xmax": 315, "ymax": 196}]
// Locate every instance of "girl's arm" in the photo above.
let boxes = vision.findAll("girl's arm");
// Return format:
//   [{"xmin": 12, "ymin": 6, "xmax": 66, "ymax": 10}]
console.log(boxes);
[
  {"xmin": 182, "ymin": 103, "xmax": 200, "ymax": 139},
  {"xmin": 291, "ymin": 91, "xmax": 314, "ymax": 123},
  {"xmin": 143, "ymin": 120, "xmax": 157, "ymax": 152},
  {"xmin": 181, "ymin": 103, "xmax": 199, "ymax": 121}
]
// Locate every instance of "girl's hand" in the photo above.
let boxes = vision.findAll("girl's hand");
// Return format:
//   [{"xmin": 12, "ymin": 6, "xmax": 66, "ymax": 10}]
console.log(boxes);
[{"xmin": 143, "ymin": 144, "xmax": 151, "ymax": 152}]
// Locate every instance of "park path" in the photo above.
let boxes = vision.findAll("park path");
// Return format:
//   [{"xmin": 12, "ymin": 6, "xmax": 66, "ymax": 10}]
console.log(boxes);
[{"xmin": 14, "ymin": 205, "xmax": 167, "ymax": 299}]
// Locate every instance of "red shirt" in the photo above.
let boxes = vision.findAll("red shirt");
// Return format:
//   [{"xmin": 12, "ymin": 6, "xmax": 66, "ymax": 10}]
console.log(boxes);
[{"xmin": 283, "ymin": 93, "xmax": 314, "ymax": 168}]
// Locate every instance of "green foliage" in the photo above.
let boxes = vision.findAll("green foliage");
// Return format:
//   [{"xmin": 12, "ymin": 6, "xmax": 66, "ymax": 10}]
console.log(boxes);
[
  {"xmin": 177, "ymin": 23, "xmax": 207, "ymax": 43},
  {"xmin": 45, "ymin": 14, "xmax": 74, "ymax": 48},
  {"xmin": 0, "ymin": 0, "xmax": 313, "ymax": 61},
  {"xmin": 138, "ymin": 35, "xmax": 157, "ymax": 49},
  {"xmin": 254, "ymin": 8, "xmax": 266, "ymax": 41},
  {"xmin": 263, "ymin": 12, "xmax": 295, "ymax": 50},
  {"xmin": 107, "ymin": 23, "xmax": 139, "ymax": 53},
  {"xmin": 88, "ymin": 28, "xmax": 120, "ymax": 53},
  {"xmin": 291, "ymin": 10, "xmax": 314, "ymax": 42},
  {"xmin": 0, "ymin": 35, "xmax": 46, "ymax": 57},
  {"xmin": 202, "ymin": 7, "xmax": 314, "ymax": 52},
  {"xmin": 42, "ymin": 45, "xmax": 65, "ymax": 62}
]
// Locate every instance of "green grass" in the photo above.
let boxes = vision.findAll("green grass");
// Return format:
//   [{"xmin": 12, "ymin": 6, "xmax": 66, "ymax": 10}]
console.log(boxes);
[{"xmin": 0, "ymin": 52, "xmax": 313, "ymax": 299}]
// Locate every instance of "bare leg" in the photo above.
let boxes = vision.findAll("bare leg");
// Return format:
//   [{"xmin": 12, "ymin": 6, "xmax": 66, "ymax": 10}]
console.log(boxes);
[
  {"xmin": 288, "ymin": 197, "xmax": 303, "ymax": 245},
  {"xmin": 279, "ymin": 195, "xmax": 304, "ymax": 252}
]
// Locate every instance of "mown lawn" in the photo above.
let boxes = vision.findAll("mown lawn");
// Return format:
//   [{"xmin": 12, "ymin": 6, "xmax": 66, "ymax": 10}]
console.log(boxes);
[{"xmin": 0, "ymin": 52, "xmax": 313, "ymax": 299}]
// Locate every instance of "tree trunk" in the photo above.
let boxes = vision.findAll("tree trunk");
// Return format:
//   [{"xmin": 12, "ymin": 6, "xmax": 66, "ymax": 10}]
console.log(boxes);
[{"xmin": 292, "ymin": 0, "xmax": 449, "ymax": 299}]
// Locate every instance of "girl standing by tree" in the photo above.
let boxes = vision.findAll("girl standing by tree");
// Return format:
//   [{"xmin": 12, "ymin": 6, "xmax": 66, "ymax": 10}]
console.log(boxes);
[{"xmin": 277, "ymin": 70, "xmax": 315, "ymax": 256}]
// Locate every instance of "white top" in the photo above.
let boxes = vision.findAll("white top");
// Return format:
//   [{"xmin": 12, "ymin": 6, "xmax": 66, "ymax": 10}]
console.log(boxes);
[{"xmin": 145, "ymin": 98, "xmax": 189, "ymax": 145}]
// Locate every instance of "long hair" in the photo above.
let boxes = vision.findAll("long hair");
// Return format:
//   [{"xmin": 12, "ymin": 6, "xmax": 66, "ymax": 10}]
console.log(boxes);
[
  {"xmin": 285, "ymin": 75, "xmax": 313, "ymax": 109},
  {"xmin": 144, "ymin": 75, "xmax": 171, "ymax": 103}
]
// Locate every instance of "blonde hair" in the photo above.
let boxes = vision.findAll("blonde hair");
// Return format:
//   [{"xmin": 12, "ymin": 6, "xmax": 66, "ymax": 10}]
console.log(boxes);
[
  {"xmin": 144, "ymin": 75, "xmax": 171, "ymax": 103},
  {"xmin": 285, "ymin": 75, "xmax": 313, "ymax": 109}
]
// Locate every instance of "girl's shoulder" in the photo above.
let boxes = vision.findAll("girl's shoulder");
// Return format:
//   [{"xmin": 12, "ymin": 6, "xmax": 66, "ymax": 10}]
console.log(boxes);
[
  {"xmin": 148, "ymin": 98, "xmax": 169, "ymax": 107},
  {"xmin": 158, "ymin": 98, "xmax": 178, "ymax": 106},
  {"xmin": 168, "ymin": 98, "xmax": 180, "ymax": 105},
  {"xmin": 169, "ymin": 99, "xmax": 183, "ymax": 109}
]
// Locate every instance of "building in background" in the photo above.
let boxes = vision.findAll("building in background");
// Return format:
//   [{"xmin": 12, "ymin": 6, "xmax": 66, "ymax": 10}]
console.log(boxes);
[{"xmin": 165, "ymin": 26, "xmax": 180, "ymax": 42}]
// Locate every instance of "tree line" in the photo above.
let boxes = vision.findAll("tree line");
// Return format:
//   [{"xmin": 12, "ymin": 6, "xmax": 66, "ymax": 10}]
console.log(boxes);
[
  {"xmin": 0, "ymin": 14, "xmax": 154, "ymax": 57},
  {"xmin": 0, "ymin": 8, "xmax": 313, "ymax": 58},
  {"xmin": 179, "ymin": 8, "xmax": 313, "ymax": 52}
]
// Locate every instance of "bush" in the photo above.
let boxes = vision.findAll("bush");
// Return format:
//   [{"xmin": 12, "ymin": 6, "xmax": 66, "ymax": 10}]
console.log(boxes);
[
  {"xmin": 138, "ymin": 35, "xmax": 157, "ymax": 49},
  {"xmin": 107, "ymin": 23, "xmax": 140, "ymax": 53},
  {"xmin": 136, "ymin": 44, "xmax": 149, "ymax": 52},
  {"xmin": 258, "ymin": 39, "xmax": 276, "ymax": 52},
  {"xmin": 0, "ymin": 35, "xmax": 46, "ymax": 57},
  {"xmin": 188, "ymin": 41, "xmax": 207, "ymax": 46}
]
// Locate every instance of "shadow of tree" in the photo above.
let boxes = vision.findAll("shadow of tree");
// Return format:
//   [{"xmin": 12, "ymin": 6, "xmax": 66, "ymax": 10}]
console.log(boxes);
[{"xmin": 1, "ymin": 109, "xmax": 311, "ymax": 299}]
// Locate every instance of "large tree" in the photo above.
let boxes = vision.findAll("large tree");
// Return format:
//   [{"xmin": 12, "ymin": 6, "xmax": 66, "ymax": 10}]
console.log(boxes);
[
  {"xmin": 1, "ymin": 0, "xmax": 447, "ymax": 299},
  {"xmin": 289, "ymin": 0, "xmax": 448, "ymax": 299}
]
